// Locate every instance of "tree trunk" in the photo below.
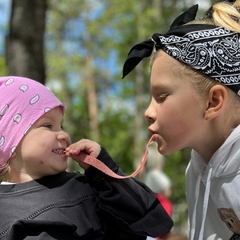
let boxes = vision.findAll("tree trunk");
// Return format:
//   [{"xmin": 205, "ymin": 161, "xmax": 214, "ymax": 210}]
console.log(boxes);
[
  {"xmin": 6, "ymin": 0, "xmax": 47, "ymax": 84},
  {"xmin": 86, "ymin": 54, "xmax": 99, "ymax": 141}
]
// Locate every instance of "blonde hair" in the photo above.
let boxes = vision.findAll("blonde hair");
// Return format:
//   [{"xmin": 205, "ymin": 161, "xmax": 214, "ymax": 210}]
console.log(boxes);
[
  {"xmin": 212, "ymin": 0, "xmax": 240, "ymax": 32},
  {"xmin": 186, "ymin": 0, "xmax": 240, "ymax": 123},
  {"xmin": 153, "ymin": 0, "xmax": 240, "ymax": 124},
  {"xmin": 178, "ymin": 63, "xmax": 240, "ymax": 125},
  {"xmin": 0, "ymin": 162, "xmax": 10, "ymax": 182}
]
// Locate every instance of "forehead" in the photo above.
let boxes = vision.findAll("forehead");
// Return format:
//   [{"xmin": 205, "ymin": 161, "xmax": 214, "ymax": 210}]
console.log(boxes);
[
  {"xmin": 150, "ymin": 52, "xmax": 182, "ymax": 87},
  {"xmin": 35, "ymin": 107, "xmax": 64, "ymax": 123},
  {"xmin": 151, "ymin": 51, "xmax": 180, "ymax": 71}
]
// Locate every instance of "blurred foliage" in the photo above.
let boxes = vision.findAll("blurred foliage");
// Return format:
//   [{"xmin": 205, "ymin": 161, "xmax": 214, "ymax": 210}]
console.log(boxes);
[
  {"xmin": 2, "ymin": 0, "xmax": 213, "ymax": 229},
  {"xmin": 165, "ymin": 149, "xmax": 191, "ymax": 203},
  {"xmin": 45, "ymin": 0, "xmax": 211, "ymax": 206},
  {"xmin": 0, "ymin": 56, "xmax": 7, "ymax": 76}
]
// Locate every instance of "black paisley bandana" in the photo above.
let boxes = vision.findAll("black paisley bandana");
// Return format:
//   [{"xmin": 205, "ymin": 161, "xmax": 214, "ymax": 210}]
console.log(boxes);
[{"xmin": 122, "ymin": 4, "xmax": 240, "ymax": 96}]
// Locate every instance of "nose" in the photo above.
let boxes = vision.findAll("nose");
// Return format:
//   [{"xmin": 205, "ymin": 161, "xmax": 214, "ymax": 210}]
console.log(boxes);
[
  {"xmin": 57, "ymin": 130, "xmax": 71, "ymax": 146},
  {"xmin": 145, "ymin": 99, "xmax": 156, "ymax": 124}
]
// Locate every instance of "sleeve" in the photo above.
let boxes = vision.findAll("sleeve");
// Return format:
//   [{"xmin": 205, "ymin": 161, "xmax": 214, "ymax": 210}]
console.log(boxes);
[{"xmin": 85, "ymin": 147, "xmax": 173, "ymax": 238}]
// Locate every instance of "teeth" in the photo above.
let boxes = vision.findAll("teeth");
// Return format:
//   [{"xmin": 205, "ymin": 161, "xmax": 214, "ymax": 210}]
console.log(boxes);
[{"xmin": 52, "ymin": 149, "xmax": 65, "ymax": 154}]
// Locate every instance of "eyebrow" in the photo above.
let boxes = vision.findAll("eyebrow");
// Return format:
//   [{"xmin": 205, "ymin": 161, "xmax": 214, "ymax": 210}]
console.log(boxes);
[
  {"xmin": 151, "ymin": 83, "xmax": 171, "ymax": 93},
  {"xmin": 35, "ymin": 114, "xmax": 64, "ymax": 125}
]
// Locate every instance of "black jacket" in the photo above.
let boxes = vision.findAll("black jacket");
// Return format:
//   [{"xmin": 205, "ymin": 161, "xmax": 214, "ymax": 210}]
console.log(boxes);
[{"xmin": 0, "ymin": 148, "xmax": 173, "ymax": 239}]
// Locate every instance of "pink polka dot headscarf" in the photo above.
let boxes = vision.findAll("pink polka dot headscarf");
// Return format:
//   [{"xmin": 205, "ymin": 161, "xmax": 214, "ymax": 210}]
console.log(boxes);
[{"xmin": 0, "ymin": 76, "xmax": 64, "ymax": 166}]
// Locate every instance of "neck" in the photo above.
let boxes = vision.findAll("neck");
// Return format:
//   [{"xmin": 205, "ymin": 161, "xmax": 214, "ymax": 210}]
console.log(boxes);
[{"xmin": 195, "ymin": 124, "xmax": 235, "ymax": 164}]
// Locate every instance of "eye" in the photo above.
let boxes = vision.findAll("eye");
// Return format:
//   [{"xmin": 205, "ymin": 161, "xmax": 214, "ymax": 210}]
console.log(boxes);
[
  {"xmin": 43, "ymin": 124, "xmax": 53, "ymax": 129},
  {"xmin": 156, "ymin": 93, "xmax": 168, "ymax": 103}
]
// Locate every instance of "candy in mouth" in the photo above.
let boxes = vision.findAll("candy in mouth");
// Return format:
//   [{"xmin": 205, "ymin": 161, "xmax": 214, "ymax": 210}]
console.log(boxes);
[{"xmin": 52, "ymin": 149, "xmax": 65, "ymax": 154}]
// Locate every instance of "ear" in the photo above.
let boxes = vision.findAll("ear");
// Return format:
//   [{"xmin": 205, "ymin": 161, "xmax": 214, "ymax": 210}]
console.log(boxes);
[{"xmin": 204, "ymin": 85, "xmax": 228, "ymax": 120}]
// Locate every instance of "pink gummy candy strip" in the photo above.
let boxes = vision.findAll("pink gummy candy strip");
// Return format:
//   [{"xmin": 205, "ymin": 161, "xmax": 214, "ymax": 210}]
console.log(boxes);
[{"xmin": 82, "ymin": 134, "xmax": 158, "ymax": 179}]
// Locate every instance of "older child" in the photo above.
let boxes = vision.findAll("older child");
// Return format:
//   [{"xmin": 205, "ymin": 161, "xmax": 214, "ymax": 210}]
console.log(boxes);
[
  {"xmin": 122, "ymin": 1, "xmax": 240, "ymax": 240},
  {"xmin": 0, "ymin": 76, "xmax": 173, "ymax": 239}
]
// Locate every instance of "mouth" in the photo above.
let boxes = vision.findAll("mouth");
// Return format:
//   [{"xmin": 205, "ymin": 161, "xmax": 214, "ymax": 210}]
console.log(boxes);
[
  {"xmin": 150, "ymin": 134, "xmax": 159, "ymax": 142},
  {"xmin": 148, "ymin": 129, "xmax": 158, "ymax": 136},
  {"xmin": 52, "ymin": 149, "xmax": 66, "ymax": 155}
]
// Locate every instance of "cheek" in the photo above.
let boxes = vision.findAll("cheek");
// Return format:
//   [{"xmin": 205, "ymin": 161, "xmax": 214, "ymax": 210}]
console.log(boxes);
[
  {"xmin": 157, "ymin": 104, "xmax": 184, "ymax": 125},
  {"xmin": 22, "ymin": 141, "xmax": 51, "ymax": 161},
  {"xmin": 157, "ymin": 102, "xmax": 199, "ymax": 138},
  {"xmin": 38, "ymin": 159, "xmax": 46, "ymax": 165}
]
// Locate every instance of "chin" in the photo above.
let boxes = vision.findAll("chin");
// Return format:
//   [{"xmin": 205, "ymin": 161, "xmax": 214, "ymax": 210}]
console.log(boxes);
[
  {"xmin": 59, "ymin": 165, "xmax": 68, "ymax": 172},
  {"xmin": 53, "ymin": 163, "xmax": 68, "ymax": 173},
  {"xmin": 157, "ymin": 144, "xmax": 173, "ymax": 156}
]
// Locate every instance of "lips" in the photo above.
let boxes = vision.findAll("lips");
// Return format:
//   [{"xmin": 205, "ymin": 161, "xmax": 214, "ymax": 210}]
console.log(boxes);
[{"xmin": 52, "ymin": 149, "xmax": 66, "ymax": 155}]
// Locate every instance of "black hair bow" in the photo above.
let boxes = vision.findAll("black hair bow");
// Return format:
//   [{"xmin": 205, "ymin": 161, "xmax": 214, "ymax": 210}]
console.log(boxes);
[{"xmin": 122, "ymin": 4, "xmax": 198, "ymax": 78}]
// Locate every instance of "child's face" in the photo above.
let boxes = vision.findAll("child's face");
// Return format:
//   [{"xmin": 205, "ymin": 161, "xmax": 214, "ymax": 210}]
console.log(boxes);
[
  {"xmin": 145, "ymin": 51, "xmax": 208, "ymax": 156},
  {"xmin": 10, "ymin": 107, "xmax": 71, "ymax": 182}
]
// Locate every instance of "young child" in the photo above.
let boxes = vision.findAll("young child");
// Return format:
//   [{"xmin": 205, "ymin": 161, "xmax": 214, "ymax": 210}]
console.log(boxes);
[
  {"xmin": 0, "ymin": 76, "xmax": 173, "ymax": 239},
  {"xmin": 122, "ymin": 1, "xmax": 240, "ymax": 240}
]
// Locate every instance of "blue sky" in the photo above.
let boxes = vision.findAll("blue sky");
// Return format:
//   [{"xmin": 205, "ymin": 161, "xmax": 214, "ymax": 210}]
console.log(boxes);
[
  {"xmin": 0, "ymin": 0, "xmax": 11, "ymax": 54},
  {"xmin": 0, "ymin": 0, "xmax": 10, "ymax": 22},
  {"xmin": 0, "ymin": 0, "xmax": 119, "ymax": 75}
]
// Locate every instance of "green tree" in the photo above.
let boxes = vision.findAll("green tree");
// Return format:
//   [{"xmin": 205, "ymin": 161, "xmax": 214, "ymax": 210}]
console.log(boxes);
[
  {"xmin": 3, "ymin": 0, "xmax": 212, "ymax": 231},
  {"xmin": 45, "ymin": 0, "xmax": 198, "ymax": 192},
  {"xmin": 45, "ymin": 0, "xmax": 211, "ymax": 228}
]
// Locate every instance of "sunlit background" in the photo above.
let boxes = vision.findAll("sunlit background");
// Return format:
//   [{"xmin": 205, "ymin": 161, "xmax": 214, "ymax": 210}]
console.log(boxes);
[{"xmin": 0, "ymin": 0, "xmax": 215, "ymax": 236}]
